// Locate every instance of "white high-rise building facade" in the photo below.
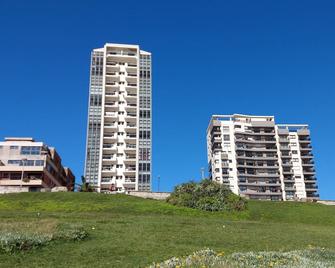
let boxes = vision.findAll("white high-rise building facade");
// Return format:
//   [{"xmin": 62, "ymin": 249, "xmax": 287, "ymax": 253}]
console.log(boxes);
[
  {"xmin": 207, "ymin": 114, "xmax": 319, "ymax": 201},
  {"xmin": 84, "ymin": 43, "xmax": 152, "ymax": 192}
]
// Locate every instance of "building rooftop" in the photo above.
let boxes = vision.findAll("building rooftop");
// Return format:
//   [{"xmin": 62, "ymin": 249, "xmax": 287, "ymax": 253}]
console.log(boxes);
[{"xmin": 4, "ymin": 137, "xmax": 35, "ymax": 142}]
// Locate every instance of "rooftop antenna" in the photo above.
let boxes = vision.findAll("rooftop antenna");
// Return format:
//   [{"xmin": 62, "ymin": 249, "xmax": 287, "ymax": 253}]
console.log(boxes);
[
  {"xmin": 200, "ymin": 167, "xmax": 205, "ymax": 180},
  {"xmin": 157, "ymin": 175, "xmax": 161, "ymax": 192}
]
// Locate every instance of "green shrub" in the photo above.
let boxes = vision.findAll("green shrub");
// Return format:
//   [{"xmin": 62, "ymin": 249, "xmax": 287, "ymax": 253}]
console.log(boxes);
[
  {"xmin": 166, "ymin": 179, "xmax": 247, "ymax": 212},
  {"xmin": 148, "ymin": 248, "xmax": 335, "ymax": 268},
  {"xmin": 0, "ymin": 232, "xmax": 50, "ymax": 253},
  {"xmin": 0, "ymin": 224, "xmax": 88, "ymax": 253},
  {"xmin": 53, "ymin": 224, "xmax": 88, "ymax": 241}
]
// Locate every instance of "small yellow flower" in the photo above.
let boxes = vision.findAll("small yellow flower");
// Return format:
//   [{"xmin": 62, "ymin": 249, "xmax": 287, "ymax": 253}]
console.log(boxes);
[{"xmin": 217, "ymin": 251, "xmax": 225, "ymax": 256}]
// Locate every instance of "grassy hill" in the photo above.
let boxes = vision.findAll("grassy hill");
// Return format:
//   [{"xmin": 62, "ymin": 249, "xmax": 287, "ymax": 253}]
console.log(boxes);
[{"xmin": 0, "ymin": 192, "xmax": 334, "ymax": 267}]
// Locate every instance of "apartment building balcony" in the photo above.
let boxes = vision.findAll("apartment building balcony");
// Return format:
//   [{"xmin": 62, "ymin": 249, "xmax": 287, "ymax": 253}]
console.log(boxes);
[
  {"xmin": 105, "ymin": 111, "xmax": 117, "ymax": 118},
  {"xmin": 281, "ymin": 162, "xmax": 293, "ymax": 167},
  {"xmin": 238, "ymin": 172, "xmax": 280, "ymax": 178},
  {"xmin": 127, "ymin": 83, "xmax": 138, "ymax": 88},
  {"xmin": 124, "ymin": 168, "xmax": 136, "ymax": 175},
  {"xmin": 124, "ymin": 156, "xmax": 136, "ymax": 163},
  {"xmin": 299, "ymin": 140, "xmax": 311, "ymax": 144},
  {"xmin": 283, "ymin": 178, "xmax": 294, "ymax": 183},
  {"xmin": 106, "ymin": 76, "xmax": 119, "ymax": 83},
  {"xmin": 102, "ymin": 155, "xmax": 117, "ymax": 163},
  {"xmin": 124, "ymin": 146, "xmax": 136, "ymax": 152},
  {"xmin": 300, "ymin": 146, "xmax": 312, "ymax": 151},
  {"xmin": 235, "ymin": 130, "xmax": 275, "ymax": 136},
  {"xmin": 126, "ymin": 66, "xmax": 137, "ymax": 74},
  {"xmin": 301, "ymin": 153, "xmax": 313, "ymax": 159},
  {"xmin": 284, "ymin": 186, "xmax": 296, "ymax": 191},
  {"xmin": 236, "ymin": 146, "xmax": 277, "ymax": 152},
  {"xmin": 305, "ymin": 184, "xmax": 318, "ymax": 189},
  {"xmin": 282, "ymin": 170, "xmax": 294, "ymax": 175},
  {"xmin": 302, "ymin": 162, "xmax": 314, "ymax": 167},
  {"xmin": 235, "ymin": 137, "xmax": 276, "ymax": 144},
  {"xmin": 107, "ymin": 57, "xmax": 137, "ymax": 67},
  {"xmin": 220, "ymin": 153, "xmax": 228, "ymax": 159},
  {"xmin": 104, "ymin": 123, "xmax": 118, "ymax": 130},
  {"xmin": 303, "ymin": 169, "xmax": 316, "ymax": 175},
  {"xmin": 106, "ymin": 60, "xmax": 117, "ymax": 66},
  {"xmin": 127, "ymin": 71, "xmax": 137, "ymax": 77},
  {"xmin": 105, "ymin": 81, "xmax": 117, "ymax": 87},
  {"xmin": 103, "ymin": 142, "xmax": 117, "ymax": 148},
  {"xmin": 103, "ymin": 134, "xmax": 117, "ymax": 141},
  {"xmin": 125, "ymin": 92, "xmax": 137, "ymax": 99},
  {"xmin": 125, "ymin": 86, "xmax": 137, "ymax": 94},
  {"xmin": 281, "ymin": 153, "xmax": 292, "ymax": 159},
  {"xmin": 100, "ymin": 177, "xmax": 115, "ymax": 184},
  {"xmin": 240, "ymin": 189, "xmax": 282, "ymax": 196},
  {"xmin": 125, "ymin": 116, "xmax": 136, "ymax": 124},
  {"xmin": 304, "ymin": 177, "xmax": 317, "ymax": 183},
  {"xmin": 211, "ymin": 135, "xmax": 222, "ymax": 143},
  {"xmin": 106, "ymin": 72, "xmax": 118, "ymax": 77},
  {"xmin": 212, "ymin": 146, "xmax": 222, "ymax": 152},
  {"xmin": 124, "ymin": 138, "xmax": 137, "ymax": 145},
  {"xmin": 125, "ymin": 124, "xmax": 137, "ymax": 132},
  {"xmin": 123, "ymin": 181, "xmax": 136, "ymax": 187},
  {"xmin": 0, "ymin": 179, "xmax": 44, "ymax": 187},
  {"xmin": 305, "ymin": 187, "xmax": 318, "ymax": 192},
  {"xmin": 125, "ymin": 132, "xmax": 136, "ymax": 138},
  {"xmin": 221, "ymin": 162, "xmax": 229, "ymax": 168},
  {"xmin": 239, "ymin": 180, "xmax": 281, "ymax": 187},
  {"xmin": 106, "ymin": 65, "xmax": 119, "ymax": 71},
  {"xmin": 125, "ymin": 105, "xmax": 137, "ymax": 112},
  {"xmin": 236, "ymin": 163, "xmax": 279, "ymax": 169},
  {"xmin": 125, "ymin": 111, "xmax": 137, "ymax": 118},
  {"xmin": 221, "ymin": 169, "xmax": 229, "ymax": 176},
  {"xmin": 101, "ymin": 168, "xmax": 117, "ymax": 175},
  {"xmin": 210, "ymin": 129, "xmax": 221, "ymax": 136},
  {"xmin": 126, "ymin": 76, "xmax": 137, "ymax": 84},
  {"xmin": 279, "ymin": 146, "xmax": 291, "ymax": 151},
  {"xmin": 102, "ymin": 146, "xmax": 117, "ymax": 153},
  {"xmin": 105, "ymin": 88, "xmax": 117, "ymax": 95},
  {"xmin": 107, "ymin": 51, "xmax": 137, "ymax": 57},
  {"xmin": 105, "ymin": 94, "xmax": 118, "ymax": 102},
  {"xmin": 236, "ymin": 154, "xmax": 278, "ymax": 160},
  {"xmin": 105, "ymin": 101, "xmax": 117, "ymax": 107},
  {"xmin": 279, "ymin": 138, "xmax": 289, "ymax": 143}
]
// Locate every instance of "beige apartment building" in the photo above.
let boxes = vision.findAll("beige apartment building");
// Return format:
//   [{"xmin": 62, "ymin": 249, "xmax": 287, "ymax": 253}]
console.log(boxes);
[
  {"xmin": 0, "ymin": 137, "xmax": 75, "ymax": 193},
  {"xmin": 207, "ymin": 114, "xmax": 319, "ymax": 201}
]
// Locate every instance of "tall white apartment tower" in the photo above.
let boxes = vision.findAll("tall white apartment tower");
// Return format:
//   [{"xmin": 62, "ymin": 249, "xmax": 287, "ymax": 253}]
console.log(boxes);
[
  {"xmin": 207, "ymin": 114, "xmax": 319, "ymax": 201},
  {"xmin": 84, "ymin": 43, "xmax": 152, "ymax": 192}
]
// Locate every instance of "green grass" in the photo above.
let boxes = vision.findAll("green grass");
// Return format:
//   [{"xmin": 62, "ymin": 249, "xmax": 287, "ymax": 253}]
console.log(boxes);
[{"xmin": 0, "ymin": 192, "xmax": 334, "ymax": 267}]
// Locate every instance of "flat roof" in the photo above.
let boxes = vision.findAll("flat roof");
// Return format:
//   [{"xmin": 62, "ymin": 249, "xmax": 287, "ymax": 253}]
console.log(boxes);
[{"xmin": 4, "ymin": 137, "xmax": 34, "ymax": 142}]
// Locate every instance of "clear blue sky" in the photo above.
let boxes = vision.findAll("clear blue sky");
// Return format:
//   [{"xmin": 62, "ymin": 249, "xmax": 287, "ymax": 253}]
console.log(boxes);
[{"xmin": 0, "ymin": 0, "xmax": 334, "ymax": 199}]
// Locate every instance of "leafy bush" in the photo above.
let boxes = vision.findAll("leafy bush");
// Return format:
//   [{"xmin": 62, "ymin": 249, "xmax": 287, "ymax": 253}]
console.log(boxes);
[
  {"xmin": 166, "ymin": 179, "xmax": 247, "ymax": 212},
  {"xmin": 0, "ymin": 232, "xmax": 50, "ymax": 253},
  {"xmin": 148, "ymin": 248, "xmax": 335, "ymax": 268},
  {"xmin": 53, "ymin": 224, "xmax": 88, "ymax": 241},
  {"xmin": 0, "ymin": 224, "xmax": 88, "ymax": 253}
]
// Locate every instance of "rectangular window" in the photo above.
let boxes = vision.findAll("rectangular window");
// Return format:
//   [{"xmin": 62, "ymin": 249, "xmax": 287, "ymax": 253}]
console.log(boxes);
[
  {"xmin": 35, "ymin": 160, "xmax": 44, "ymax": 166},
  {"xmin": 21, "ymin": 146, "xmax": 41, "ymax": 155}
]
